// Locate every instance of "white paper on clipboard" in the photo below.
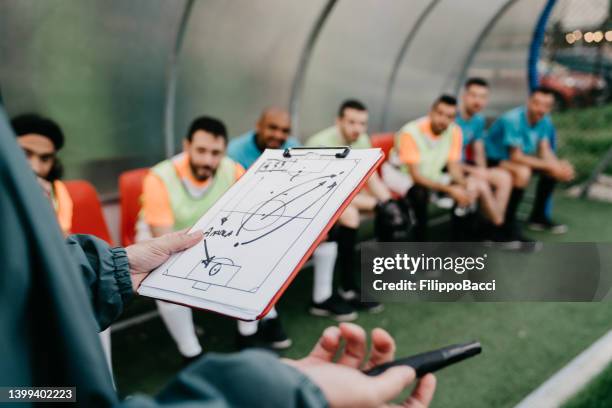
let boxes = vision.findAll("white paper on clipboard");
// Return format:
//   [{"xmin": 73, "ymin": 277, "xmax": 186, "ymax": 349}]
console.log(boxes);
[{"xmin": 138, "ymin": 147, "xmax": 383, "ymax": 320}]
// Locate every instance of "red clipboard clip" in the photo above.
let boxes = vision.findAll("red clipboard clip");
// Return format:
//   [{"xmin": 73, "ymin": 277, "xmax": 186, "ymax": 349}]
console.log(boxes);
[{"xmin": 283, "ymin": 146, "xmax": 351, "ymax": 158}]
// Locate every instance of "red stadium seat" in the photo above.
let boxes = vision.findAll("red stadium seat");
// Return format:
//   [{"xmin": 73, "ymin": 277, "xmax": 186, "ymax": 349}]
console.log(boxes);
[
  {"xmin": 370, "ymin": 133, "xmax": 395, "ymax": 175},
  {"xmin": 370, "ymin": 132, "xmax": 395, "ymax": 160},
  {"xmin": 119, "ymin": 168, "xmax": 149, "ymax": 247},
  {"xmin": 464, "ymin": 143, "xmax": 474, "ymax": 163},
  {"xmin": 371, "ymin": 132, "xmax": 403, "ymax": 199},
  {"xmin": 64, "ymin": 180, "xmax": 113, "ymax": 244}
]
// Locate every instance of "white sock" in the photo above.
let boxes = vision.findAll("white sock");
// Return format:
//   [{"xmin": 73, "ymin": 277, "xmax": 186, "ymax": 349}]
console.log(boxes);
[
  {"xmin": 264, "ymin": 306, "xmax": 278, "ymax": 320},
  {"xmin": 237, "ymin": 320, "xmax": 259, "ymax": 336},
  {"xmin": 237, "ymin": 306, "xmax": 278, "ymax": 336},
  {"xmin": 312, "ymin": 241, "xmax": 337, "ymax": 303},
  {"xmin": 156, "ymin": 300, "xmax": 203, "ymax": 358}
]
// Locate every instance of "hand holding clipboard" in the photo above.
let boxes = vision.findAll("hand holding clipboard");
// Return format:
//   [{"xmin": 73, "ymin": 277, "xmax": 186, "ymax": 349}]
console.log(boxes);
[{"xmin": 138, "ymin": 147, "xmax": 384, "ymax": 320}]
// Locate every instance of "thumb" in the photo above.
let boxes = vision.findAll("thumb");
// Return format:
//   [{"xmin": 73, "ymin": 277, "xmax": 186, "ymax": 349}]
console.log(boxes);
[
  {"xmin": 160, "ymin": 230, "xmax": 204, "ymax": 254},
  {"xmin": 405, "ymin": 374, "xmax": 436, "ymax": 407},
  {"xmin": 370, "ymin": 366, "xmax": 415, "ymax": 404}
]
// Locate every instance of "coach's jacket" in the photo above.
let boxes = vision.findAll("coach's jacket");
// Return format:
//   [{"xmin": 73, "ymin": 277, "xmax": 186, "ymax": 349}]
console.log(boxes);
[{"xmin": 0, "ymin": 110, "xmax": 327, "ymax": 408}]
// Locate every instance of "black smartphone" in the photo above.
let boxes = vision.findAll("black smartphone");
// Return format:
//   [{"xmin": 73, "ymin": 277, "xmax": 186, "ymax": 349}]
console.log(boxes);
[{"xmin": 364, "ymin": 341, "xmax": 482, "ymax": 377}]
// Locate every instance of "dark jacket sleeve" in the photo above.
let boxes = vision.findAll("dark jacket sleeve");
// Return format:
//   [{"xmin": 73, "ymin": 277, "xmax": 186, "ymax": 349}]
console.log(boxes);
[
  {"xmin": 64, "ymin": 235, "xmax": 329, "ymax": 408},
  {"xmin": 65, "ymin": 234, "xmax": 134, "ymax": 331},
  {"xmin": 121, "ymin": 350, "xmax": 328, "ymax": 408}
]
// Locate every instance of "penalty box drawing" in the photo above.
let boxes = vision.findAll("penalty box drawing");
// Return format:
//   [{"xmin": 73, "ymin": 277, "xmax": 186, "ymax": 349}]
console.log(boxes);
[{"xmin": 163, "ymin": 155, "xmax": 360, "ymax": 294}]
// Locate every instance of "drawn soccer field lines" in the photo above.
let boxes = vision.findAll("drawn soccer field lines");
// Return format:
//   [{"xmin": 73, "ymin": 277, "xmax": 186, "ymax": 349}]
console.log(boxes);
[{"xmin": 159, "ymin": 155, "xmax": 361, "ymax": 295}]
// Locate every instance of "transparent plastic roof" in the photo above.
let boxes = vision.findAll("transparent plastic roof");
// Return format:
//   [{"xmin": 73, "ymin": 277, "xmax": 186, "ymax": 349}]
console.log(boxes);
[
  {"xmin": 174, "ymin": 0, "xmax": 326, "ymax": 146},
  {"xmin": 386, "ymin": 0, "xmax": 515, "ymax": 131},
  {"xmin": 0, "ymin": 0, "xmax": 554, "ymax": 194},
  {"xmin": 297, "ymin": 0, "xmax": 433, "ymax": 137}
]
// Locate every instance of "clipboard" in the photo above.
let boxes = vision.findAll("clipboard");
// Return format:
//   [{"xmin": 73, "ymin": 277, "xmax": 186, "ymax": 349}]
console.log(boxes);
[{"xmin": 138, "ymin": 146, "xmax": 385, "ymax": 320}]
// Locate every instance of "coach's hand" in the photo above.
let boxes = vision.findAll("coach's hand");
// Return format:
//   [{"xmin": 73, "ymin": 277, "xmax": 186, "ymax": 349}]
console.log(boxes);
[
  {"xmin": 284, "ymin": 323, "xmax": 436, "ymax": 408},
  {"xmin": 125, "ymin": 229, "xmax": 204, "ymax": 291}
]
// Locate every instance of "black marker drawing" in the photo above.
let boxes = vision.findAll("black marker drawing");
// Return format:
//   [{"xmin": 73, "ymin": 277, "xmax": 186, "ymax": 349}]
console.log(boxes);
[
  {"xmin": 199, "ymin": 240, "xmax": 238, "ymax": 277},
  {"xmin": 233, "ymin": 175, "xmax": 338, "ymax": 246},
  {"xmin": 156, "ymin": 154, "xmax": 363, "ymax": 294}
]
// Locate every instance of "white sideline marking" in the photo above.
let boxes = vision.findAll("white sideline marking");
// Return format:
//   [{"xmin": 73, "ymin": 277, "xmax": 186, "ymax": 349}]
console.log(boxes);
[
  {"xmin": 111, "ymin": 310, "xmax": 160, "ymax": 333},
  {"xmin": 515, "ymin": 329, "xmax": 612, "ymax": 408}
]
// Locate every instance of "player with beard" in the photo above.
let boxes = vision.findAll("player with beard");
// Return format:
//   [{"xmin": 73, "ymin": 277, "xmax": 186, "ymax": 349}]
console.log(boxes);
[
  {"xmin": 395, "ymin": 95, "xmax": 493, "ymax": 241},
  {"xmin": 485, "ymin": 87, "xmax": 575, "ymax": 238},
  {"xmin": 140, "ymin": 116, "xmax": 246, "ymax": 361},
  {"xmin": 11, "ymin": 114, "xmax": 73, "ymax": 236},
  {"xmin": 306, "ymin": 100, "xmax": 401, "ymax": 316},
  {"xmin": 456, "ymin": 78, "xmax": 513, "ymax": 242}
]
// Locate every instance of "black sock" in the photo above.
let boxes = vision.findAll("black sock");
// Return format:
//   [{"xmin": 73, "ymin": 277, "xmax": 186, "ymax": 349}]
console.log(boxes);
[
  {"xmin": 504, "ymin": 188, "xmax": 525, "ymax": 230},
  {"xmin": 335, "ymin": 226, "xmax": 358, "ymax": 291},
  {"xmin": 406, "ymin": 185, "xmax": 429, "ymax": 241},
  {"xmin": 530, "ymin": 175, "xmax": 556, "ymax": 221},
  {"xmin": 450, "ymin": 210, "xmax": 464, "ymax": 241},
  {"xmin": 451, "ymin": 210, "xmax": 479, "ymax": 241}
]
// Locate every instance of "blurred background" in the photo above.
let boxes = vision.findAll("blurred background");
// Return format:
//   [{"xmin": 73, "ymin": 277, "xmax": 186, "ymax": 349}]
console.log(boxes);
[
  {"xmin": 2, "ymin": 1, "xmax": 612, "ymax": 407},
  {"xmin": 3, "ymin": 0, "xmax": 610, "ymax": 197}
]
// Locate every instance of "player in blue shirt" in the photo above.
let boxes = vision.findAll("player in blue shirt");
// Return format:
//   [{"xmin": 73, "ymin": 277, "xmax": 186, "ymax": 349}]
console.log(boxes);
[
  {"xmin": 485, "ymin": 86, "xmax": 575, "ymax": 235},
  {"xmin": 227, "ymin": 107, "xmax": 299, "ymax": 169},
  {"xmin": 457, "ymin": 78, "xmax": 512, "ymax": 240},
  {"xmin": 227, "ymin": 108, "xmax": 296, "ymax": 349}
]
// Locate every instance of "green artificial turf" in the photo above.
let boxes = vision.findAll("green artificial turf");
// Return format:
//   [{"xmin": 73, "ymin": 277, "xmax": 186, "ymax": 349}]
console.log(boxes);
[
  {"xmin": 564, "ymin": 362, "xmax": 612, "ymax": 408},
  {"xmin": 553, "ymin": 104, "xmax": 612, "ymax": 183},
  {"xmin": 110, "ymin": 194, "xmax": 612, "ymax": 407}
]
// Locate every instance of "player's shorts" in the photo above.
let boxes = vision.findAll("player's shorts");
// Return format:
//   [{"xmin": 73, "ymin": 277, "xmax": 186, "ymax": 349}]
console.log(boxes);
[{"xmin": 486, "ymin": 159, "xmax": 501, "ymax": 168}]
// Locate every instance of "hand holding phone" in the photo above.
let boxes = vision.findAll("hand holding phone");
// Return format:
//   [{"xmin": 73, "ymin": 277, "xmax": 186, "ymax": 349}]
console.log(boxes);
[{"xmin": 364, "ymin": 341, "xmax": 482, "ymax": 377}]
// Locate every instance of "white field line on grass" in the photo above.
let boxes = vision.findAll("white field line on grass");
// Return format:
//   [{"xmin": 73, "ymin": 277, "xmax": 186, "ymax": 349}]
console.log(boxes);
[
  {"xmin": 111, "ymin": 310, "xmax": 160, "ymax": 333},
  {"xmin": 515, "ymin": 329, "xmax": 612, "ymax": 408}
]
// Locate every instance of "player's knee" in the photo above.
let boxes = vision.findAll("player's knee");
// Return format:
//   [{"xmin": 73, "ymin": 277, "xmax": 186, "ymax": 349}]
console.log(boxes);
[
  {"xmin": 339, "ymin": 205, "xmax": 360, "ymax": 228},
  {"xmin": 491, "ymin": 168, "xmax": 512, "ymax": 187},
  {"xmin": 473, "ymin": 178, "xmax": 489, "ymax": 195},
  {"xmin": 514, "ymin": 166, "xmax": 531, "ymax": 187}
]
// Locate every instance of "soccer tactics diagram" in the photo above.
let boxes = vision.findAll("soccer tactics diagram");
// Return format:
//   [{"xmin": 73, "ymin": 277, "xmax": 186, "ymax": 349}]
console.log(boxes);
[{"xmin": 162, "ymin": 154, "xmax": 361, "ymax": 294}]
